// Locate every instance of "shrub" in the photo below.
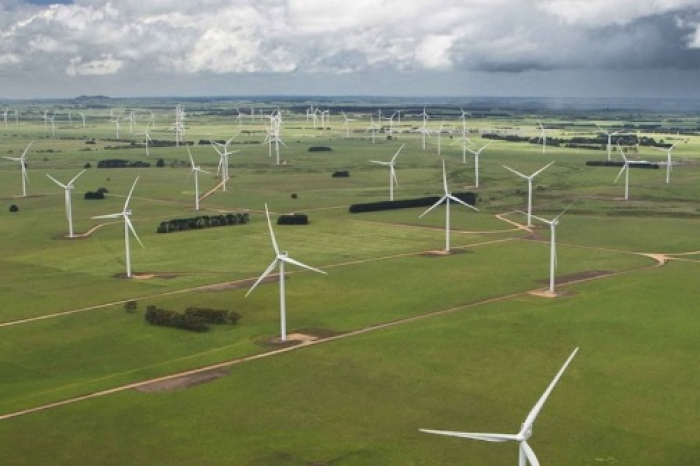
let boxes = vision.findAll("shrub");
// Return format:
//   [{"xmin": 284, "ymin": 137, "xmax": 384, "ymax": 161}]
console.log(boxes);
[
  {"xmin": 156, "ymin": 158, "xmax": 165, "ymax": 167},
  {"xmin": 145, "ymin": 305, "xmax": 241, "ymax": 332},
  {"xmin": 308, "ymin": 146, "xmax": 332, "ymax": 152},
  {"xmin": 278, "ymin": 213, "xmax": 309, "ymax": 225},
  {"xmin": 9, "ymin": 204, "xmax": 19, "ymax": 213},
  {"xmin": 84, "ymin": 191, "xmax": 105, "ymax": 200},
  {"xmin": 84, "ymin": 162, "xmax": 91, "ymax": 169},
  {"xmin": 332, "ymin": 170, "xmax": 349, "ymax": 178}
]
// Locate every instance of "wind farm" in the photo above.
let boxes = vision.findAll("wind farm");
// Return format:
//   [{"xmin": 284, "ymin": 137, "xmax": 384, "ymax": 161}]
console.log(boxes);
[{"xmin": 0, "ymin": 97, "xmax": 697, "ymax": 466}]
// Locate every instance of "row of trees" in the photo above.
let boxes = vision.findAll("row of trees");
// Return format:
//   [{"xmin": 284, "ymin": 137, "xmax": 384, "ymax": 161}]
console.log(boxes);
[
  {"xmin": 156, "ymin": 212, "xmax": 250, "ymax": 233},
  {"xmin": 349, "ymin": 192, "xmax": 476, "ymax": 213},
  {"xmin": 144, "ymin": 305, "xmax": 241, "ymax": 332}
]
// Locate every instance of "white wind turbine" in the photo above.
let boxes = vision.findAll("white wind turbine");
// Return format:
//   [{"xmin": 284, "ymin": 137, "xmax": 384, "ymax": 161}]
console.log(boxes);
[
  {"xmin": 341, "ymin": 111, "xmax": 356, "ymax": 138},
  {"xmin": 92, "ymin": 177, "xmax": 144, "ymax": 278},
  {"xmin": 187, "ymin": 147, "xmax": 210, "ymax": 211},
  {"xmin": 366, "ymin": 117, "xmax": 380, "ymax": 144},
  {"xmin": 434, "ymin": 120, "xmax": 445, "ymax": 156},
  {"xmin": 370, "ymin": 144, "xmax": 405, "ymax": 201},
  {"xmin": 3, "ymin": 141, "xmax": 33, "ymax": 197},
  {"xmin": 522, "ymin": 205, "xmax": 572, "ymax": 294},
  {"xmin": 211, "ymin": 137, "xmax": 239, "ymax": 192},
  {"xmin": 537, "ymin": 120, "xmax": 548, "ymax": 154},
  {"xmin": 43, "ymin": 110, "xmax": 49, "ymax": 132},
  {"xmin": 465, "ymin": 142, "xmax": 492, "ymax": 188},
  {"xmin": 596, "ymin": 124, "xmax": 627, "ymax": 161},
  {"xmin": 421, "ymin": 347, "xmax": 579, "ymax": 466},
  {"xmin": 79, "ymin": 112, "xmax": 86, "ymax": 128},
  {"xmin": 502, "ymin": 162, "xmax": 555, "ymax": 227},
  {"xmin": 652, "ymin": 143, "xmax": 677, "ymax": 184},
  {"xmin": 614, "ymin": 144, "xmax": 631, "ymax": 200},
  {"xmin": 136, "ymin": 125, "xmax": 154, "ymax": 156},
  {"xmin": 419, "ymin": 107, "xmax": 430, "ymax": 150},
  {"xmin": 46, "ymin": 169, "xmax": 87, "ymax": 238},
  {"xmin": 3, "ymin": 108, "xmax": 7, "ymax": 128},
  {"xmin": 420, "ymin": 160, "xmax": 478, "ymax": 253},
  {"xmin": 246, "ymin": 204, "xmax": 327, "ymax": 342}
]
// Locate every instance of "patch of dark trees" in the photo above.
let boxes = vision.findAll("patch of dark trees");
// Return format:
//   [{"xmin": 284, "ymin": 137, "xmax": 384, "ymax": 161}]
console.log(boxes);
[
  {"xmin": 308, "ymin": 146, "xmax": 332, "ymax": 152},
  {"xmin": 349, "ymin": 192, "xmax": 476, "ymax": 213},
  {"xmin": 156, "ymin": 212, "xmax": 250, "ymax": 233},
  {"xmin": 97, "ymin": 159, "xmax": 151, "ymax": 168},
  {"xmin": 586, "ymin": 161, "xmax": 659, "ymax": 169},
  {"xmin": 84, "ymin": 188, "xmax": 109, "ymax": 200},
  {"xmin": 105, "ymin": 140, "xmax": 186, "ymax": 148},
  {"xmin": 277, "ymin": 213, "xmax": 308, "ymax": 225},
  {"xmin": 145, "ymin": 305, "xmax": 241, "ymax": 332},
  {"xmin": 332, "ymin": 170, "xmax": 350, "ymax": 177},
  {"xmin": 9, "ymin": 204, "xmax": 19, "ymax": 213}
]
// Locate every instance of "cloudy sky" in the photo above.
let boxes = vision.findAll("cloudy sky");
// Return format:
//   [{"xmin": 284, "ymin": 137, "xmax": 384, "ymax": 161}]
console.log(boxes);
[{"xmin": 1, "ymin": 0, "xmax": 700, "ymax": 100}]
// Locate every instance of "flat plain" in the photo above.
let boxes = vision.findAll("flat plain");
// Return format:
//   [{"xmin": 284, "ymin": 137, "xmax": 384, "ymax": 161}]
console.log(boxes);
[{"xmin": 0, "ymin": 101, "xmax": 698, "ymax": 465}]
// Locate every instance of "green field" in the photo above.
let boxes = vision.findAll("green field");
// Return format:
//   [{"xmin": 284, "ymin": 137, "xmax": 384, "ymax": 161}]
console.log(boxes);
[{"xmin": 0, "ymin": 101, "xmax": 698, "ymax": 465}]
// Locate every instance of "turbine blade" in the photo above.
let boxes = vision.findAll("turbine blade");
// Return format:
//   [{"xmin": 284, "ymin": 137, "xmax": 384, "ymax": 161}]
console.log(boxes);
[
  {"xmin": 46, "ymin": 173, "xmax": 67, "ymax": 188},
  {"xmin": 188, "ymin": 147, "xmax": 195, "ymax": 168},
  {"xmin": 419, "ymin": 196, "xmax": 447, "ymax": 218},
  {"xmin": 391, "ymin": 144, "xmax": 405, "ymax": 162},
  {"xmin": 441, "ymin": 160, "xmax": 448, "ymax": 194},
  {"xmin": 521, "ymin": 441, "xmax": 541, "ymax": 466},
  {"xmin": 245, "ymin": 259, "xmax": 279, "ymax": 297},
  {"xmin": 502, "ymin": 165, "xmax": 528, "ymax": 179},
  {"xmin": 123, "ymin": 176, "xmax": 139, "ymax": 211},
  {"xmin": 419, "ymin": 429, "xmax": 517, "ymax": 442},
  {"xmin": 521, "ymin": 348, "xmax": 579, "ymax": 432},
  {"xmin": 447, "ymin": 194, "xmax": 479, "ymax": 211},
  {"xmin": 21, "ymin": 141, "xmax": 34, "ymax": 159},
  {"xmin": 265, "ymin": 204, "xmax": 280, "ymax": 255},
  {"xmin": 125, "ymin": 217, "xmax": 145, "ymax": 249},
  {"xmin": 531, "ymin": 161, "xmax": 555, "ymax": 178},
  {"xmin": 391, "ymin": 166, "xmax": 399, "ymax": 187},
  {"xmin": 67, "ymin": 169, "xmax": 87, "ymax": 186},
  {"xmin": 613, "ymin": 165, "xmax": 626, "ymax": 183},
  {"xmin": 281, "ymin": 256, "xmax": 327, "ymax": 275},
  {"xmin": 92, "ymin": 213, "xmax": 122, "ymax": 220},
  {"xmin": 554, "ymin": 203, "xmax": 574, "ymax": 222}
]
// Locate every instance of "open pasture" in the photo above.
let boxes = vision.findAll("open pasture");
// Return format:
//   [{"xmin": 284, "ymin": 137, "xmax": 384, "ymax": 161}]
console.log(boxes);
[{"xmin": 0, "ymin": 101, "xmax": 698, "ymax": 465}]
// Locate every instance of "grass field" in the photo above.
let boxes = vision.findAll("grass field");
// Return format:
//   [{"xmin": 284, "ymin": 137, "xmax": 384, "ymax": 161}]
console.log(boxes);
[{"xmin": 0, "ymin": 102, "xmax": 698, "ymax": 465}]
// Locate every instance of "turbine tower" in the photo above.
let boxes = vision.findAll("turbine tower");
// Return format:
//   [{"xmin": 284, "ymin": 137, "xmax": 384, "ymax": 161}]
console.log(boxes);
[
  {"xmin": 46, "ymin": 169, "xmax": 87, "ymax": 238},
  {"xmin": 3, "ymin": 141, "xmax": 33, "ymax": 197},
  {"xmin": 465, "ymin": 142, "xmax": 492, "ymax": 188},
  {"xmin": 370, "ymin": 144, "xmax": 405, "ymax": 201},
  {"xmin": 596, "ymin": 124, "xmax": 627, "ymax": 161},
  {"xmin": 421, "ymin": 348, "xmax": 579, "ymax": 466},
  {"xmin": 187, "ymin": 147, "xmax": 210, "ymax": 211},
  {"xmin": 420, "ymin": 160, "xmax": 479, "ymax": 253},
  {"xmin": 614, "ymin": 144, "xmax": 631, "ymax": 200},
  {"xmin": 652, "ymin": 143, "xmax": 677, "ymax": 184},
  {"xmin": 92, "ymin": 177, "xmax": 144, "ymax": 278},
  {"xmin": 502, "ymin": 162, "xmax": 555, "ymax": 227},
  {"xmin": 246, "ymin": 204, "xmax": 327, "ymax": 342},
  {"xmin": 524, "ymin": 205, "xmax": 571, "ymax": 295},
  {"xmin": 537, "ymin": 120, "xmax": 548, "ymax": 154}
]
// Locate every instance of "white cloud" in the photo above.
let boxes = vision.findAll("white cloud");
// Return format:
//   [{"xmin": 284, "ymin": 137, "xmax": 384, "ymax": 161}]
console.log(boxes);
[
  {"xmin": 66, "ymin": 54, "xmax": 123, "ymax": 75},
  {"xmin": 0, "ymin": 0, "xmax": 699, "ymax": 97}
]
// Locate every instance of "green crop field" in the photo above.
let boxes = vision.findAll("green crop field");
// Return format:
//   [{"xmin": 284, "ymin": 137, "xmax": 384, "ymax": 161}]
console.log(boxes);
[{"xmin": 0, "ymin": 100, "xmax": 698, "ymax": 465}]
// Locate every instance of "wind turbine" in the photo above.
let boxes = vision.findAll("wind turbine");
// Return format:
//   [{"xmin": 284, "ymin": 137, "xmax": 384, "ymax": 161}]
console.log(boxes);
[
  {"xmin": 614, "ymin": 144, "xmax": 631, "ymax": 200},
  {"xmin": 502, "ymin": 162, "xmax": 555, "ymax": 227},
  {"xmin": 420, "ymin": 347, "xmax": 579, "ymax": 466},
  {"xmin": 79, "ymin": 112, "xmax": 86, "ymax": 128},
  {"xmin": 92, "ymin": 177, "xmax": 144, "ymax": 278},
  {"xmin": 537, "ymin": 120, "xmax": 548, "ymax": 154},
  {"xmin": 366, "ymin": 117, "xmax": 380, "ymax": 144},
  {"xmin": 246, "ymin": 204, "xmax": 327, "ymax": 342},
  {"xmin": 652, "ymin": 143, "xmax": 677, "ymax": 184},
  {"xmin": 434, "ymin": 120, "xmax": 445, "ymax": 156},
  {"xmin": 187, "ymin": 147, "xmax": 210, "ymax": 211},
  {"xmin": 136, "ymin": 125, "xmax": 154, "ymax": 156},
  {"xmin": 465, "ymin": 142, "xmax": 492, "ymax": 188},
  {"xmin": 341, "ymin": 111, "xmax": 356, "ymax": 138},
  {"xmin": 523, "ymin": 205, "xmax": 571, "ymax": 294},
  {"xmin": 596, "ymin": 124, "xmax": 627, "ymax": 161},
  {"xmin": 420, "ymin": 160, "xmax": 478, "ymax": 253},
  {"xmin": 46, "ymin": 170, "xmax": 86, "ymax": 238},
  {"xmin": 3, "ymin": 108, "xmax": 7, "ymax": 128},
  {"xmin": 370, "ymin": 144, "xmax": 405, "ymax": 201},
  {"xmin": 3, "ymin": 141, "xmax": 33, "ymax": 197},
  {"xmin": 419, "ymin": 107, "xmax": 430, "ymax": 150},
  {"xmin": 211, "ymin": 138, "xmax": 239, "ymax": 191}
]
